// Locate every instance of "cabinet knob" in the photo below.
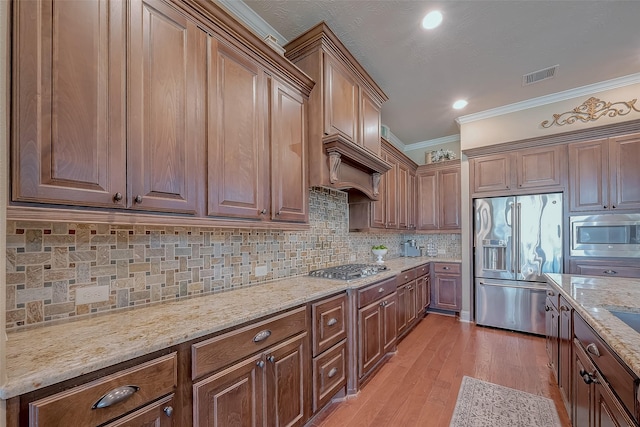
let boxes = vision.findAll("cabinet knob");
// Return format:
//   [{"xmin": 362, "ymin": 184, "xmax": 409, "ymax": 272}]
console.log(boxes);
[
  {"xmin": 579, "ymin": 369, "xmax": 598, "ymax": 384},
  {"xmin": 113, "ymin": 192, "xmax": 123, "ymax": 202},
  {"xmin": 260, "ymin": 209, "xmax": 267, "ymax": 215},
  {"xmin": 134, "ymin": 195, "xmax": 143, "ymax": 204},
  {"xmin": 163, "ymin": 406, "xmax": 174, "ymax": 417},
  {"xmin": 407, "ymin": 285, "xmax": 413, "ymax": 290},
  {"xmin": 545, "ymin": 305, "xmax": 550, "ymax": 312},
  {"xmin": 257, "ymin": 360, "xmax": 265, "ymax": 368},
  {"xmin": 604, "ymin": 205, "xmax": 608, "ymax": 209},
  {"xmin": 612, "ymin": 205, "xmax": 616, "ymax": 209},
  {"xmin": 547, "ymin": 290, "xmax": 555, "ymax": 296},
  {"xmin": 378, "ymin": 288, "xmax": 385, "ymax": 293},
  {"xmin": 603, "ymin": 270, "xmax": 618, "ymax": 275},
  {"xmin": 267, "ymin": 355, "xmax": 276, "ymax": 363},
  {"xmin": 443, "ymin": 266, "xmax": 450, "ymax": 270},
  {"xmin": 275, "ymin": 211, "xmax": 280, "ymax": 216}
]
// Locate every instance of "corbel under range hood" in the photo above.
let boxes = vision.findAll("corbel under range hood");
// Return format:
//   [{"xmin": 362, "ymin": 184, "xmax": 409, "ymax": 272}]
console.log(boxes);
[{"xmin": 323, "ymin": 134, "xmax": 392, "ymax": 200}]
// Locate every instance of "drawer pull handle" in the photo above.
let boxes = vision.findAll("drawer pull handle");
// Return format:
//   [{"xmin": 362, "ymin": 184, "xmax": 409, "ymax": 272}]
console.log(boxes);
[
  {"xmin": 378, "ymin": 288, "xmax": 384, "ymax": 293},
  {"xmin": 328, "ymin": 367, "xmax": 338, "ymax": 378},
  {"xmin": 442, "ymin": 266, "xmax": 450, "ymax": 270},
  {"xmin": 92, "ymin": 385, "xmax": 140, "ymax": 409},
  {"xmin": 603, "ymin": 269, "xmax": 618, "ymax": 275},
  {"xmin": 267, "ymin": 355, "xmax": 276, "ymax": 363},
  {"xmin": 586, "ymin": 343, "xmax": 601, "ymax": 357},
  {"xmin": 163, "ymin": 406, "xmax": 174, "ymax": 417},
  {"xmin": 327, "ymin": 318, "xmax": 338, "ymax": 327},
  {"xmin": 253, "ymin": 329, "xmax": 272, "ymax": 343}
]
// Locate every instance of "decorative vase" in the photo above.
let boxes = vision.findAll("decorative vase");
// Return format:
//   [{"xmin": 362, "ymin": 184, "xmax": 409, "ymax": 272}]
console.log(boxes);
[{"xmin": 372, "ymin": 248, "xmax": 388, "ymax": 263}]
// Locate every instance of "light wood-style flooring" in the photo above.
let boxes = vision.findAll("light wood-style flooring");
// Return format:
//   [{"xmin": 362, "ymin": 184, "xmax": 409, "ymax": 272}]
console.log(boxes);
[{"xmin": 310, "ymin": 313, "xmax": 571, "ymax": 427}]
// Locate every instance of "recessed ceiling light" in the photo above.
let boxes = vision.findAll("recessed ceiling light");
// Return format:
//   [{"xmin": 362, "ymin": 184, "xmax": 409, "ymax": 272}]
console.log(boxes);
[
  {"xmin": 452, "ymin": 99, "xmax": 468, "ymax": 110},
  {"xmin": 422, "ymin": 11, "xmax": 443, "ymax": 30}
]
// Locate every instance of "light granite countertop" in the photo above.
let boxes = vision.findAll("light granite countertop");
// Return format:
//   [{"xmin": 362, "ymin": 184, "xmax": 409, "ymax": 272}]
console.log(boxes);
[
  {"xmin": 2, "ymin": 256, "xmax": 460, "ymax": 399},
  {"xmin": 545, "ymin": 273, "xmax": 640, "ymax": 379}
]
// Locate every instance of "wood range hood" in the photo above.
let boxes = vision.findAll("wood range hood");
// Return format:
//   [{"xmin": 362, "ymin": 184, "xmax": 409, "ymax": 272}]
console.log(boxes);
[{"xmin": 284, "ymin": 22, "xmax": 391, "ymax": 201}]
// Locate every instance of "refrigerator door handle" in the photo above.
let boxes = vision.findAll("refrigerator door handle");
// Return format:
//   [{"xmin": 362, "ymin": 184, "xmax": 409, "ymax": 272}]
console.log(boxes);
[
  {"xmin": 478, "ymin": 280, "xmax": 545, "ymax": 292},
  {"xmin": 510, "ymin": 202, "xmax": 516, "ymax": 274},
  {"xmin": 516, "ymin": 202, "xmax": 522, "ymax": 274}
]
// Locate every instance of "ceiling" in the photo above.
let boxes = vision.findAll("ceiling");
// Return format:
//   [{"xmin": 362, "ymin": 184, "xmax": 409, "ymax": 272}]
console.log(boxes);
[{"xmin": 236, "ymin": 0, "xmax": 640, "ymax": 147}]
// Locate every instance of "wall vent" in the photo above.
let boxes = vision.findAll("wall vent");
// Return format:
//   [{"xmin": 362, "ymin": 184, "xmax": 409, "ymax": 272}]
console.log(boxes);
[{"xmin": 522, "ymin": 65, "xmax": 559, "ymax": 86}]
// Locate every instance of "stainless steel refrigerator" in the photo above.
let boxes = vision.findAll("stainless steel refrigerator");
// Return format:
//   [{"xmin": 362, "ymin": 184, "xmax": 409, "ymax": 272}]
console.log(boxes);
[{"xmin": 474, "ymin": 193, "xmax": 563, "ymax": 335}]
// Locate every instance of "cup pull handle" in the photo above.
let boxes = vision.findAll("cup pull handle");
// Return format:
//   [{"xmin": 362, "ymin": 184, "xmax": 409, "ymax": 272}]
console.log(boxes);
[
  {"xmin": 92, "ymin": 385, "xmax": 140, "ymax": 409},
  {"xmin": 328, "ymin": 367, "xmax": 338, "ymax": 378},
  {"xmin": 586, "ymin": 343, "xmax": 600, "ymax": 357},
  {"xmin": 327, "ymin": 318, "xmax": 338, "ymax": 327},
  {"xmin": 253, "ymin": 330, "xmax": 272, "ymax": 343}
]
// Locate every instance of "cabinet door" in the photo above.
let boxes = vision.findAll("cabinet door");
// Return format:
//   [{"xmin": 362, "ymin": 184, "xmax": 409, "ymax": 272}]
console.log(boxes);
[
  {"xmin": 324, "ymin": 55, "xmax": 358, "ymax": 142},
  {"xmin": 396, "ymin": 284, "xmax": 407, "ymax": 336},
  {"xmin": 265, "ymin": 333, "xmax": 308, "ymax": 427},
  {"xmin": 545, "ymin": 298, "xmax": 559, "ymax": 381},
  {"xmin": 424, "ymin": 276, "xmax": 431, "ymax": 309},
  {"xmin": 439, "ymin": 168, "xmax": 461, "ymax": 229},
  {"xmin": 573, "ymin": 343, "xmax": 594, "ymax": 427},
  {"xmin": 609, "ymin": 133, "xmax": 640, "ymax": 211},
  {"xmin": 406, "ymin": 281, "xmax": 417, "ymax": 326},
  {"xmin": 398, "ymin": 162, "xmax": 409, "ymax": 229},
  {"xmin": 568, "ymin": 139, "xmax": 608, "ymax": 212},
  {"xmin": 358, "ymin": 303, "xmax": 383, "ymax": 379},
  {"xmin": 271, "ymin": 79, "xmax": 308, "ymax": 222},
  {"xmin": 408, "ymin": 171, "xmax": 417, "ymax": 230},
  {"xmin": 417, "ymin": 170, "xmax": 438, "ymax": 230},
  {"xmin": 472, "ymin": 153, "xmax": 514, "ymax": 194},
  {"xmin": 384, "ymin": 152, "xmax": 399, "ymax": 229},
  {"xmin": 12, "ymin": 0, "xmax": 126, "ymax": 207},
  {"xmin": 207, "ymin": 39, "xmax": 267, "ymax": 219},
  {"xmin": 104, "ymin": 394, "xmax": 174, "ymax": 427},
  {"xmin": 433, "ymin": 275, "xmax": 461, "ymax": 311},
  {"xmin": 382, "ymin": 294, "xmax": 397, "ymax": 354},
  {"xmin": 516, "ymin": 145, "xmax": 566, "ymax": 190},
  {"xmin": 128, "ymin": 0, "xmax": 204, "ymax": 214},
  {"xmin": 193, "ymin": 354, "xmax": 263, "ymax": 427},
  {"xmin": 558, "ymin": 297, "xmax": 572, "ymax": 414},
  {"xmin": 360, "ymin": 90, "xmax": 381, "ymax": 155},
  {"xmin": 594, "ymin": 375, "xmax": 635, "ymax": 427}
]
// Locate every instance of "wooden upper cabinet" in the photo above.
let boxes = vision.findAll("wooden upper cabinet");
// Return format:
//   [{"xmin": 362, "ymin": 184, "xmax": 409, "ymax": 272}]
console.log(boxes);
[
  {"xmin": 360, "ymin": 90, "xmax": 382, "ymax": 156},
  {"xmin": 471, "ymin": 145, "xmax": 566, "ymax": 196},
  {"xmin": 207, "ymin": 39, "xmax": 267, "ymax": 219},
  {"xmin": 569, "ymin": 133, "xmax": 640, "ymax": 212},
  {"xmin": 271, "ymin": 80, "xmax": 308, "ymax": 223},
  {"xmin": 324, "ymin": 55, "xmax": 358, "ymax": 141},
  {"xmin": 568, "ymin": 139, "xmax": 608, "ymax": 212},
  {"xmin": 12, "ymin": 0, "xmax": 127, "ymax": 208},
  {"xmin": 417, "ymin": 161, "xmax": 461, "ymax": 231},
  {"xmin": 128, "ymin": 0, "xmax": 204, "ymax": 214},
  {"xmin": 397, "ymin": 162, "xmax": 409, "ymax": 229},
  {"xmin": 608, "ymin": 133, "xmax": 640, "ymax": 211},
  {"xmin": 472, "ymin": 153, "xmax": 514, "ymax": 194},
  {"xmin": 384, "ymin": 151, "xmax": 399, "ymax": 229}
]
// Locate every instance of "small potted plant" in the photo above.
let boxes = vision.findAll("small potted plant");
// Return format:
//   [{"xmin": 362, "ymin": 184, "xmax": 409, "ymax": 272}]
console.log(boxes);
[{"xmin": 372, "ymin": 245, "xmax": 388, "ymax": 263}]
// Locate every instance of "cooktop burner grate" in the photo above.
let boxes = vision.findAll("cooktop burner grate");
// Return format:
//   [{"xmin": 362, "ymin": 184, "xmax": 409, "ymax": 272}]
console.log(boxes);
[{"xmin": 309, "ymin": 264, "xmax": 388, "ymax": 280}]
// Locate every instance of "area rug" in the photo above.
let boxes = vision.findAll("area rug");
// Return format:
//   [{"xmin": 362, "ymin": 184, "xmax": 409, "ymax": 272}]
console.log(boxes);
[{"xmin": 449, "ymin": 376, "xmax": 561, "ymax": 427}]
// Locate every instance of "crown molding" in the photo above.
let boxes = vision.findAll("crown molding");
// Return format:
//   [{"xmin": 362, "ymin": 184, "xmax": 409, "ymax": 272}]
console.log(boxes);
[
  {"xmin": 385, "ymin": 131, "xmax": 406, "ymax": 151},
  {"xmin": 456, "ymin": 72, "xmax": 640, "ymax": 125},
  {"xmin": 404, "ymin": 134, "xmax": 460, "ymax": 152},
  {"xmin": 215, "ymin": 0, "xmax": 287, "ymax": 46}
]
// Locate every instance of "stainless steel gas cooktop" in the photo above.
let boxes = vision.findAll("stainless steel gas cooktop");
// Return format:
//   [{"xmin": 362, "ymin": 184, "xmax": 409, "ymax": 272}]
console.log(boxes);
[{"xmin": 308, "ymin": 264, "xmax": 388, "ymax": 280}]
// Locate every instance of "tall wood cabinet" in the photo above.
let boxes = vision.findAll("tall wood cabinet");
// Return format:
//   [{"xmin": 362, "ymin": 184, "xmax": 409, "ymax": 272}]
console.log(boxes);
[
  {"xmin": 11, "ymin": 0, "xmax": 314, "ymax": 225},
  {"xmin": 416, "ymin": 161, "xmax": 461, "ymax": 231},
  {"xmin": 284, "ymin": 22, "xmax": 390, "ymax": 200},
  {"xmin": 430, "ymin": 262, "xmax": 462, "ymax": 312},
  {"xmin": 568, "ymin": 133, "xmax": 640, "ymax": 212}
]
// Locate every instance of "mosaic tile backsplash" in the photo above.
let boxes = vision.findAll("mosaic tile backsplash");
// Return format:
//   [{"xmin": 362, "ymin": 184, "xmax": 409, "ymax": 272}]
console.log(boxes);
[{"xmin": 6, "ymin": 187, "xmax": 461, "ymax": 329}]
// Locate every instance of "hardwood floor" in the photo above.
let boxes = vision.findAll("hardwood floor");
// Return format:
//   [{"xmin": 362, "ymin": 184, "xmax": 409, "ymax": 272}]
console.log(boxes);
[{"xmin": 309, "ymin": 313, "xmax": 571, "ymax": 427}]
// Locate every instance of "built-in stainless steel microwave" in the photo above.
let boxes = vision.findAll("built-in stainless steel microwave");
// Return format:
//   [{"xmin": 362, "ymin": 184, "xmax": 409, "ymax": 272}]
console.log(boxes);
[{"xmin": 570, "ymin": 214, "xmax": 640, "ymax": 257}]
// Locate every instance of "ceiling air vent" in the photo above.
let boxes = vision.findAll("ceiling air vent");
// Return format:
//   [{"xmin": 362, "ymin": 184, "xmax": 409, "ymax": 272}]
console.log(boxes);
[{"xmin": 522, "ymin": 65, "xmax": 559, "ymax": 86}]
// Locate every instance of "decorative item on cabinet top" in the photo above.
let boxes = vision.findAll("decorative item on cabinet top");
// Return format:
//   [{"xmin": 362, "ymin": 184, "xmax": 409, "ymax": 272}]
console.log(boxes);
[{"xmin": 426, "ymin": 149, "xmax": 457, "ymax": 164}]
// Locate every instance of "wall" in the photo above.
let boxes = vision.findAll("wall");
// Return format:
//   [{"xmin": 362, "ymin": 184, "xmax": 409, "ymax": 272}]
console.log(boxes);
[{"xmin": 6, "ymin": 188, "xmax": 461, "ymax": 330}]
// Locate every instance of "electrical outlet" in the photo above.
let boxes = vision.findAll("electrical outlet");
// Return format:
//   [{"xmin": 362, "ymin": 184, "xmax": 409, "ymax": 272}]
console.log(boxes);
[
  {"xmin": 438, "ymin": 249, "xmax": 446, "ymax": 255},
  {"xmin": 76, "ymin": 286, "xmax": 110, "ymax": 305},
  {"xmin": 350, "ymin": 254, "xmax": 356, "ymax": 261},
  {"xmin": 255, "ymin": 265, "xmax": 268, "ymax": 277}
]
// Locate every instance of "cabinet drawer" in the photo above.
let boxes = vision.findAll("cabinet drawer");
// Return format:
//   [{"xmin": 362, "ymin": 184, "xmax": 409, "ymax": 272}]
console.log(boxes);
[
  {"xmin": 415, "ymin": 264, "xmax": 429, "ymax": 277},
  {"xmin": 570, "ymin": 260, "xmax": 640, "ymax": 279},
  {"xmin": 103, "ymin": 394, "xmax": 174, "ymax": 427},
  {"xmin": 358, "ymin": 277, "xmax": 396, "ymax": 308},
  {"xmin": 313, "ymin": 341, "xmax": 347, "ymax": 413},
  {"xmin": 397, "ymin": 269, "xmax": 417, "ymax": 286},
  {"xmin": 433, "ymin": 262, "xmax": 460, "ymax": 274},
  {"xmin": 192, "ymin": 307, "xmax": 307, "ymax": 379},
  {"xmin": 574, "ymin": 313, "xmax": 637, "ymax": 416},
  {"xmin": 312, "ymin": 293, "xmax": 347, "ymax": 357},
  {"xmin": 29, "ymin": 353, "xmax": 177, "ymax": 427}
]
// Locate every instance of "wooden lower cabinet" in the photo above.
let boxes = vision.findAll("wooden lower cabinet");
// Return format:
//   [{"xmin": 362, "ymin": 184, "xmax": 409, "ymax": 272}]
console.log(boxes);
[
  {"xmin": 358, "ymin": 293, "xmax": 397, "ymax": 382},
  {"xmin": 194, "ymin": 332, "xmax": 308, "ymax": 427},
  {"xmin": 397, "ymin": 281, "xmax": 417, "ymax": 338},
  {"xmin": 104, "ymin": 394, "xmax": 175, "ymax": 427},
  {"xmin": 558, "ymin": 296, "xmax": 573, "ymax": 418},
  {"xmin": 431, "ymin": 263, "xmax": 462, "ymax": 312},
  {"xmin": 593, "ymin": 372, "xmax": 636, "ymax": 427},
  {"xmin": 545, "ymin": 295, "xmax": 560, "ymax": 382},
  {"xmin": 573, "ymin": 340, "xmax": 594, "ymax": 427}
]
